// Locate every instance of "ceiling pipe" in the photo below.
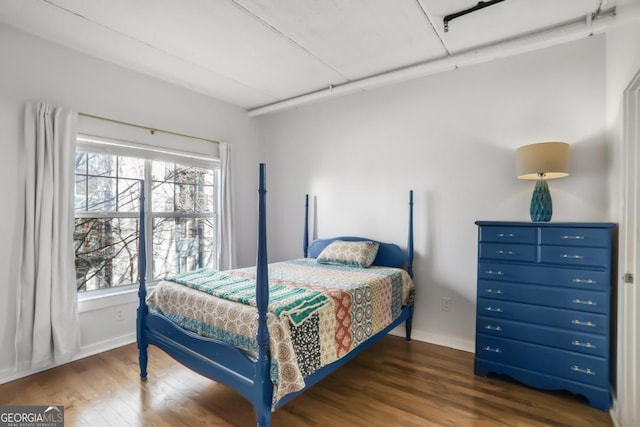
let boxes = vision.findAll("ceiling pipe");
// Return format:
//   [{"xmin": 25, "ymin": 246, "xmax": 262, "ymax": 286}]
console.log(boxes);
[
  {"xmin": 248, "ymin": 4, "xmax": 640, "ymax": 118},
  {"xmin": 444, "ymin": 0, "xmax": 506, "ymax": 33}
]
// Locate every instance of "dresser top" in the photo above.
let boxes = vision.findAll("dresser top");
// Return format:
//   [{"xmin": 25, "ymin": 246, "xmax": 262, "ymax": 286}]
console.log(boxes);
[{"xmin": 475, "ymin": 221, "xmax": 617, "ymax": 228}]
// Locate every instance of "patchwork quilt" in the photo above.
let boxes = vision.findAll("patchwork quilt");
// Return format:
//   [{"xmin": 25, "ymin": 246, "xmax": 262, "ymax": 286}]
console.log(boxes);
[{"xmin": 146, "ymin": 259, "xmax": 415, "ymax": 406}]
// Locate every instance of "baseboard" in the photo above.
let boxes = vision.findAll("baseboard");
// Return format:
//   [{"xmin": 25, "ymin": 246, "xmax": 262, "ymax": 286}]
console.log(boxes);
[
  {"xmin": 0, "ymin": 332, "xmax": 136, "ymax": 385},
  {"xmin": 389, "ymin": 326, "xmax": 475, "ymax": 353},
  {"xmin": 74, "ymin": 332, "xmax": 136, "ymax": 361}
]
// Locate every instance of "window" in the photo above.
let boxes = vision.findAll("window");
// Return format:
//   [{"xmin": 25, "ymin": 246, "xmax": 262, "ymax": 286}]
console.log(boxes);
[{"xmin": 74, "ymin": 139, "xmax": 218, "ymax": 292}]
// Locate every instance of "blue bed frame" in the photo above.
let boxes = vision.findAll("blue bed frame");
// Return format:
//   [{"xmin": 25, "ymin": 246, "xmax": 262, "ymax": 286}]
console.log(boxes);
[{"xmin": 136, "ymin": 163, "xmax": 415, "ymax": 426}]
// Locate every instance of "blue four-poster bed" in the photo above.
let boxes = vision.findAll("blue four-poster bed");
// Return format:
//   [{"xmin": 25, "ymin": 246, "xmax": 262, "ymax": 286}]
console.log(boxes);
[{"xmin": 136, "ymin": 163, "xmax": 415, "ymax": 426}]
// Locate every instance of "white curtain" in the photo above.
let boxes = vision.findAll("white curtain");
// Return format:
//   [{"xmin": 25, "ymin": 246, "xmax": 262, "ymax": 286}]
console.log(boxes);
[
  {"xmin": 15, "ymin": 101, "xmax": 80, "ymax": 371},
  {"xmin": 217, "ymin": 142, "xmax": 236, "ymax": 270}
]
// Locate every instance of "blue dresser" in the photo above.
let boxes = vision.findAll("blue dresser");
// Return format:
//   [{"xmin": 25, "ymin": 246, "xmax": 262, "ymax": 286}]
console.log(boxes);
[{"xmin": 474, "ymin": 221, "xmax": 616, "ymax": 410}]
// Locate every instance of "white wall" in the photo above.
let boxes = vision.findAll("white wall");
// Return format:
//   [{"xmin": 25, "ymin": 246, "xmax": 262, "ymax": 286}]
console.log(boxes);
[
  {"xmin": 258, "ymin": 36, "xmax": 608, "ymax": 351},
  {"xmin": 0, "ymin": 23, "xmax": 262, "ymax": 382}
]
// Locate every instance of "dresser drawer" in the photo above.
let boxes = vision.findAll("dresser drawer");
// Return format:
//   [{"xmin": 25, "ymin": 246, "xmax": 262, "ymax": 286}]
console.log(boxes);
[
  {"xmin": 476, "ymin": 335, "xmax": 607, "ymax": 387},
  {"xmin": 478, "ymin": 226, "xmax": 537, "ymax": 244},
  {"xmin": 477, "ymin": 298, "xmax": 608, "ymax": 334},
  {"xmin": 540, "ymin": 227, "xmax": 612, "ymax": 248},
  {"xmin": 478, "ymin": 262, "xmax": 609, "ymax": 290},
  {"xmin": 478, "ymin": 280, "xmax": 608, "ymax": 314},
  {"xmin": 540, "ymin": 246, "xmax": 610, "ymax": 268},
  {"xmin": 479, "ymin": 243, "xmax": 537, "ymax": 262},
  {"xmin": 477, "ymin": 317, "xmax": 607, "ymax": 357}
]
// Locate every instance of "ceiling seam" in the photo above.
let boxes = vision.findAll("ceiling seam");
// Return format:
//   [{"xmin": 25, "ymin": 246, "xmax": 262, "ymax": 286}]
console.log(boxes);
[
  {"xmin": 229, "ymin": 0, "xmax": 350, "ymax": 84},
  {"xmin": 414, "ymin": 0, "xmax": 451, "ymax": 57},
  {"xmin": 40, "ymin": 0, "xmax": 279, "ymax": 102}
]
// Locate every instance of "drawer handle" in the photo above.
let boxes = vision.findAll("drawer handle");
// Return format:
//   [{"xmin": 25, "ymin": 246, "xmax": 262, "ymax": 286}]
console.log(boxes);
[
  {"xmin": 485, "ymin": 289, "xmax": 504, "ymax": 295},
  {"xmin": 485, "ymin": 270, "xmax": 504, "ymax": 276},
  {"xmin": 484, "ymin": 346, "xmax": 501, "ymax": 353},
  {"xmin": 485, "ymin": 306, "xmax": 503, "ymax": 313},
  {"xmin": 484, "ymin": 325, "xmax": 502, "ymax": 331},
  {"xmin": 561, "ymin": 235, "xmax": 585, "ymax": 240},
  {"xmin": 572, "ymin": 340, "xmax": 596, "ymax": 349},
  {"xmin": 573, "ymin": 299, "xmax": 597, "ymax": 306},
  {"xmin": 561, "ymin": 254, "xmax": 584, "ymax": 260},
  {"xmin": 496, "ymin": 250, "xmax": 515, "ymax": 255},
  {"xmin": 571, "ymin": 365, "xmax": 595, "ymax": 375},
  {"xmin": 497, "ymin": 233, "xmax": 515, "ymax": 238},
  {"xmin": 573, "ymin": 278, "xmax": 597, "ymax": 284},
  {"xmin": 572, "ymin": 319, "xmax": 596, "ymax": 328}
]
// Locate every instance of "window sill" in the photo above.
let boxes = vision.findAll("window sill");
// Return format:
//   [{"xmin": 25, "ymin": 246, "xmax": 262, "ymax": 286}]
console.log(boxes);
[{"xmin": 77, "ymin": 283, "xmax": 157, "ymax": 313}]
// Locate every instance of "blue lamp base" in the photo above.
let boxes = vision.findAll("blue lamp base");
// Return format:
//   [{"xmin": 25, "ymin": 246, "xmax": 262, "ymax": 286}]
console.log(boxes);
[{"xmin": 530, "ymin": 179, "xmax": 552, "ymax": 222}]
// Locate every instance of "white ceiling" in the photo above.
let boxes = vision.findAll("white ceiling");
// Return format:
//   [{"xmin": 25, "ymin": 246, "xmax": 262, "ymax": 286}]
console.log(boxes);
[{"xmin": 0, "ymin": 0, "xmax": 631, "ymax": 114}]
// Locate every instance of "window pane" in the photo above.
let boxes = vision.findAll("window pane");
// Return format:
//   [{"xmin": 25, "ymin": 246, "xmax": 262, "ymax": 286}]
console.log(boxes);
[
  {"xmin": 199, "ymin": 217, "xmax": 216, "ymax": 267},
  {"xmin": 87, "ymin": 152, "xmax": 116, "ymax": 177},
  {"xmin": 174, "ymin": 183, "xmax": 214, "ymax": 212},
  {"xmin": 118, "ymin": 156, "xmax": 145, "ymax": 179},
  {"xmin": 75, "ymin": 176, "xmax": 87, "ymax": 211},
  {"xmin": 152, "ymin": 161, "xmax": 213, "ymax": 213},
  {"xmin": 203, "ymin": 185, "xmax": 214, "ymax": 212},
  {"xmin": 175, "ymin": 183, "xmax": 196, "ymax": 212},
  {"xmin": 152, "ymin": 217, "xmax": 215, "ymax": 279},
  {"xmin": 87, "ymin": 176, "xmax": 117, "ymax": 212},
  {"xmin": 75, "ymin": 152, "xmax": 87, "ymax": 175},
  {"xmin": 117, "ymin": 178, "xmax": 141, "ymax": 212},
  {"xmin": 152, "ymin": 217, "xmax": 176, "ymax": 279},
  {"xmin": 204, "ymin": 169, "xmax": 214, "ymax": 186},
  {"xmin": 175, "ymin": 165, "xmax": 199, "ymax": 184},
  {"xmin": 74, "ymin": 218, "xmax": 139, "ymax": 292},
  {"xmin": 152, "ymin": 182, "xmax": 174, "ymax": 212},
  {"xmin": 152, "ymin": 161, "xmax": 174, "ymax": 182}
]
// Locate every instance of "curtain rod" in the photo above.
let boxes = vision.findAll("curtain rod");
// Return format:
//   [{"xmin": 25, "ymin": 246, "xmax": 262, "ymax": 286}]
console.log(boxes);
[{"xmin": 78, "ymin": 112, "xmax": 220, "ymax": 145}]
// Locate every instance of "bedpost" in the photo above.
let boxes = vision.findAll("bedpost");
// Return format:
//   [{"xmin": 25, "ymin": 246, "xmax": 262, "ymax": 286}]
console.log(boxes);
[
  {"xmin": 406, "ymin": 190, "xmax": 414, "ymax": 342},
  {"xmin": 136, "ymin": 181, "xmax": 149, "ymax": 380},
  {"xmin": 255, "ymin": 164, "xmax": 273, "ymax": 427},
  {"xmin": 303, "ymin": 194, "xmax": 309, "ymax": 258},
  {"xmin": 407, "ymin": 190, "xmax": 414, "ymax": 278}
]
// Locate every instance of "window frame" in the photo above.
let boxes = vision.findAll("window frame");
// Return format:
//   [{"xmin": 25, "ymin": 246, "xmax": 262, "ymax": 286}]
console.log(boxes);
[{"xmin": 75, "ymin": 133, "xmax": 220, "ymax": 299}]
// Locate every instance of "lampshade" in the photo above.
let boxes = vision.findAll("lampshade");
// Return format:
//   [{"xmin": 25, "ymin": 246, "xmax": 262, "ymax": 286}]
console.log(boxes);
[{"xmin": 516, "ymin": 142, "xmax": 570, "ymax": 180}]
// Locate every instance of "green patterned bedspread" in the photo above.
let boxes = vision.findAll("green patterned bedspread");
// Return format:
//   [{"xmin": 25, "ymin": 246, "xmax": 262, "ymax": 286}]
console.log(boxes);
[
  {"xmin": 147, "ymin": 259, "xmax": 415, "ymax": 407},
  {"xmin": 165, "ymin": 268, "xmax": 329, "ymax": 326}
]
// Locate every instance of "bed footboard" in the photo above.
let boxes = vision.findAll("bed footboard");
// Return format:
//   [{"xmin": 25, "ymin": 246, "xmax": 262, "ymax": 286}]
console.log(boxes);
[{"xmin": 145, "ymin": 313, "xmax": 256, "ymax": 388}]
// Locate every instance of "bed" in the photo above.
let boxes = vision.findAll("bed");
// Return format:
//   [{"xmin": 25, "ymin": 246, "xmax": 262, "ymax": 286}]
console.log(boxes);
[{"xmin": 136, "ymin": 164, "xmax": 415, "ymax": 426}]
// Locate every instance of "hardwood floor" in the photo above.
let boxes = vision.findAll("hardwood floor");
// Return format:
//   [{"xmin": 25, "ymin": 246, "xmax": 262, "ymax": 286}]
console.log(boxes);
[{"xmin": 0, "ymin": 336, "xmax": 613, "ymax": 426}]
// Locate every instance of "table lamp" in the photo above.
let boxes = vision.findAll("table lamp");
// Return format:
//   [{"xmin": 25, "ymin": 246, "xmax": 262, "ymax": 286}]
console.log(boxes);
[{"xmin": 516, "ymin": 142, "xmax": 569, "ymax": 222}]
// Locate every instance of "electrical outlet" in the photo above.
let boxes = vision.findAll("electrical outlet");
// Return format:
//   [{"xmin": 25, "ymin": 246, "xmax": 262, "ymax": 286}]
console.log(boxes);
[
  {"xmin": 442, "ymin": 297, "xmax": 452, "ymax": 312},
  {"xmin": 116, "ymin": 309, "xmax": 124, "ymax": 322}
]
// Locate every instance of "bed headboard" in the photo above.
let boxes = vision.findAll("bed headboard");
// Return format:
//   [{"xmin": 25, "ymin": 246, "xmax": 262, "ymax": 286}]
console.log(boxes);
[
  {"xmin": 303, "ymin": 191, "xmax": 414, "ymax": 275},
  {"xmin": 307, "ymin": 236, "xmax": 406, "ymax": 270}
]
